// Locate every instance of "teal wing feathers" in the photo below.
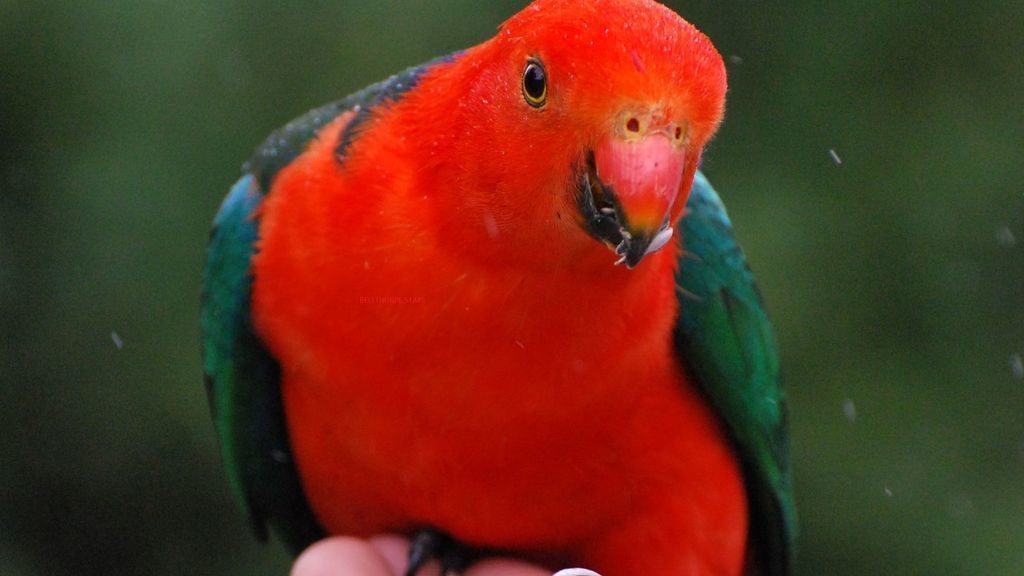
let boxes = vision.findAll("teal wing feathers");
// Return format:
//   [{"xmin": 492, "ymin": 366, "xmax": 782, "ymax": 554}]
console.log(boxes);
[
  {"xmin": 201, "ymin": 174, "xmax": 325, "ymax": 552},
  {"xmin": 675, "ymin": 172, "xmax": 797, "ymax": 575},
  {"xmin": 201, "ymin": 55, "xmax": 456, "ymax": 553}
]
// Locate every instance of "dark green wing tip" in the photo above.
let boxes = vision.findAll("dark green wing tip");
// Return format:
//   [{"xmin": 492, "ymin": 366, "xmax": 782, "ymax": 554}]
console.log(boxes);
[
  {"xmin": 203, "ymin": 53, "xmax": 464, "ymax": 556},
  {"xmin": 676, "ymin": 172, "xmax": 797, "ymax": 573},
  {"xmin": 202, "ymin": 175, "xmax": 325, "ymax": 554}
]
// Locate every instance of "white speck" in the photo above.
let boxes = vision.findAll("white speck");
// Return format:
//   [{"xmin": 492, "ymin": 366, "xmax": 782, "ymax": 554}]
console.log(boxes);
[
  {"xmin": 842, "ymin": 398, "xmax": 857, "ymax": 423},
  {"xmin": 554, "ymin": 570, "xmax": 602, "ymax": 576},
  {"xmin": 884, "ymin": 487, "xmax": 893, "ymax": 497},
  {"xmin": 995, "ymin": 226, "xmax": 1016, "ymax": 247},
  {"xmin": 828, "ymin": 148, "xmax": 842, "ymax": 166},
  {"xmin": 270, "ymin": 449, "xmax": 288, "ymax": 463},
  {"xmin": 111, "ymin": 331, "xmax": 124, "ymax": 350},
  {"xmin": 514, "ymin": 340, "xmax": 525, "ymax": 349},
  {"xmin": 728, "ymin": 55, "xmax": 743, "ymax": 64},
  {"xmin": 481, "ymin": 97, "xmax": 489, "ymax": 105},
  {"xmin": 644, "ymin": 227, "xmax": 674, "ymax": 255},
  {"xmin": 1011, "ymin": 354, "xmax": 1024, "ymax": 379},
  {"xmin": 482, "ymin": 211, "xmax": 499, "ymax": 239}
]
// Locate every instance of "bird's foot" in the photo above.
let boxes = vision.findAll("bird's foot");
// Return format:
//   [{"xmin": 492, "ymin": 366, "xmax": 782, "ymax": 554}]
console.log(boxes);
[{"xmin": 405, "ymin": 527, "xmax": 476, "ymax": 576}]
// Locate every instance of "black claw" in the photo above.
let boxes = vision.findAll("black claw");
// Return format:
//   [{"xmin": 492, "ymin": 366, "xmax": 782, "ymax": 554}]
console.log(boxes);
[
  {"xmin": 405, "ymin": 528, "xmax": 475, "ymax": 576},
  {"xmin": 405, "ymin": 529, "xmax": 441, "ymax": 576}
]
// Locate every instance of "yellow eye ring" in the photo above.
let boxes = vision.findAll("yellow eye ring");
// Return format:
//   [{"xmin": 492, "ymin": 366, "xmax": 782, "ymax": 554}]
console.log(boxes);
[{"xmin": 522, "ymin": 58, "xmax": 547, "ymax": 108}]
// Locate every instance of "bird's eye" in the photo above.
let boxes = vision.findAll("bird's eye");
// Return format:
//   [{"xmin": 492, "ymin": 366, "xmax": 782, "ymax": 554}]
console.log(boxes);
[{"xmin": 522, "ymin": 58, "xmax": 547, "ymax": 108}]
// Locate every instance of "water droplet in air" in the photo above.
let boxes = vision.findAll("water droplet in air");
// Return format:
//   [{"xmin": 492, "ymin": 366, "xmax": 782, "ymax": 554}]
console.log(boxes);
[
  {"xmin": 995, "ymin": 226, "xmax": 1016, "ymax": 247},
  {"xmin": 842, "ymin": 398, "xmax": 857, "ymax": 423},
  {"xmin": 1011, "ymin": 354, "xmax": 1023, "ymax": 379}
]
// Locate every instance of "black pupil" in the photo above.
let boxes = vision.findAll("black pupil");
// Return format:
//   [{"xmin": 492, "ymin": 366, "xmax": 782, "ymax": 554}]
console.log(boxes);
[{"xmin": 524, "ymin": 64, "xmax": 545, "ymax": 100}]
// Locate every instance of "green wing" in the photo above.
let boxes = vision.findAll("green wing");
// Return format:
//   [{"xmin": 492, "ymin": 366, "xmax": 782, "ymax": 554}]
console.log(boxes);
[
  {"xmin": 201, "ymin": 174, "xmax": 325, "ymax": 552},
  {"xmin": 201, "ymin": 54, "xmax": 456, "ymax": 553},
  {"xmin": 674, "ymin": 172, "xmax": 797, "ymax": 575}
]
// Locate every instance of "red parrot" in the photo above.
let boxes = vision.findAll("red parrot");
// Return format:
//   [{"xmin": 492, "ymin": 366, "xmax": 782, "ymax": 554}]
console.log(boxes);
[{"xmin": 201, "ymin": 0, "xmax": 796, "ymax": 574}]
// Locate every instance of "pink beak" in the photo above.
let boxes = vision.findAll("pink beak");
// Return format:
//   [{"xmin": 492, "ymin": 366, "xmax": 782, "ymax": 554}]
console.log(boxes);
[{"xmin": 593, "ymin": 131, "xmax": 686, "ymax": 236}]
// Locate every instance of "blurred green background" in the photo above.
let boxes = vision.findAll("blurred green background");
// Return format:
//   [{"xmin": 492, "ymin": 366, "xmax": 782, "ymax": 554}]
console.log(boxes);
[{"xmin": 3, "ymin": 1, "xmax": 1022, "ymax": 574}]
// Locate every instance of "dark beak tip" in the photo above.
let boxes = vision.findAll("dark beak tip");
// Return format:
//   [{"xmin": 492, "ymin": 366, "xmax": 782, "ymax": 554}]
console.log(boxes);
[
  {"xmin": 575, "ymin": 151, "xmax": 670, "ymax": 269},
  {"xmin": 625, "ymin": 236, "xmax": 652, "ymax": 268}
]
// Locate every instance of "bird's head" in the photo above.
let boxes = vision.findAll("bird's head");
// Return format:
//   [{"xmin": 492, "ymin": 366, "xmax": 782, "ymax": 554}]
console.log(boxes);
[{"xmin": 420, "ymin": 0, "xmax": 726, "ymax": 271}]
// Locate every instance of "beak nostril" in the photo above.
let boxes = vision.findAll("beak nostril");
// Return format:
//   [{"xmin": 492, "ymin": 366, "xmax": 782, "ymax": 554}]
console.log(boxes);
[
  {"xmin": 626, "ymin": 117, "xmax": 640, "ymax": 133},
  {"xmin": 674, "ymin": 126, "xmax": 683, "ymax": 140}
]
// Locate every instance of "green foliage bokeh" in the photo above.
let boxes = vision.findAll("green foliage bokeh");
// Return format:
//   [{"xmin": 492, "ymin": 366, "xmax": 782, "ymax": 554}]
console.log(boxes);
[{"xmin": 2, "ymin": 1, "xmax": 1022, "ymax": 574}]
